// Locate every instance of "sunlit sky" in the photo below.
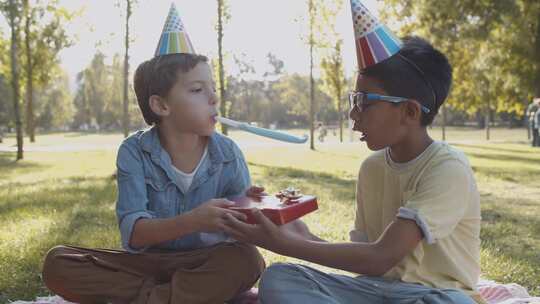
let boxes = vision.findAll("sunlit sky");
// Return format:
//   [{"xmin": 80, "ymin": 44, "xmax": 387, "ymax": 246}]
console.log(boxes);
[{"xmin": 2, "ymin": 0, "xmax": 385, "ymax": 90}]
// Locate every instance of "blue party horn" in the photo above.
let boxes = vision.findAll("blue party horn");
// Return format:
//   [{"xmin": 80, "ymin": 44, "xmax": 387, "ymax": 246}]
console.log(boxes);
[{"xmin": 216, "ymin": 117, "xmax": 308, "ymax": 144}]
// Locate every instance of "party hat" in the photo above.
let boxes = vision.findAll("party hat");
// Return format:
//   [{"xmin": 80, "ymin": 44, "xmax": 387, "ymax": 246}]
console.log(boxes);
[
  {"xmin": 155, "ymin": 3, "xmax": 195, "ymax": 56},
  {"xmin": 350, "ymin": 0, "xmax": 402, "ymax": 70}
]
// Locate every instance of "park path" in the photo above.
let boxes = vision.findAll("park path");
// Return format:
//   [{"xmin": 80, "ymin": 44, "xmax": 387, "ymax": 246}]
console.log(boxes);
[
  {"xmin": 0, "ymin": 138, "xmax": 525, "ymax": 153},
  {"xmin": 0, "ymin": 135, "xmax": 311, "ymax": 152}
]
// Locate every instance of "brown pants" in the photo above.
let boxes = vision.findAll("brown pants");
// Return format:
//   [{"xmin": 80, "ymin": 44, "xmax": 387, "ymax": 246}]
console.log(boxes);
[{"xmin": 42, "ymin": 242, "xmax": 265, "ymax": 304}]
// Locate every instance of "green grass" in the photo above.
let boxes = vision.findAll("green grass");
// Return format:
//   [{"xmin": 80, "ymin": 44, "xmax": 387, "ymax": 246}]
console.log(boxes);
[{"xmin": 0, "ymin": 128, "xmax": 539, "ymax": 302}]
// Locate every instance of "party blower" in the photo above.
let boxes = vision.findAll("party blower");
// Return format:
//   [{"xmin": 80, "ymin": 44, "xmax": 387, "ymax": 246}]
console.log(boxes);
[{"xmin": 216, "ymin": 116, "xmax": 308, "ymax": 144}]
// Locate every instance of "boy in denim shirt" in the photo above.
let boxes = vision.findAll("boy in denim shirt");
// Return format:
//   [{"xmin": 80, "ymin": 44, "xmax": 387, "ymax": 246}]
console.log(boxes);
[{"xmin": 42, "ymin": 4, "xmax": 264, "ymax": 303}]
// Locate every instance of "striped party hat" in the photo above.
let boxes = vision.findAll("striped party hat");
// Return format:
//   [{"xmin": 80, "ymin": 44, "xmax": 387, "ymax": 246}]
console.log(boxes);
[
  {"xmin": 350, "ymin": 0, "xmax": 402, "ymax": 70},
  {"xmin": 155, "ymin": 3, "xmax": 195, "ymax": 56}
]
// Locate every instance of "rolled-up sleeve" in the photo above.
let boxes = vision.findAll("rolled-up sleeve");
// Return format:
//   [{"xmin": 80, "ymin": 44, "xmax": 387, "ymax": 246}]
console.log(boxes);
[
  {"xmin": 116, "ymin": 142, "xmax": 155, "ymax": 253},
  {"xmin": 397, "ymin": 160, "xmax": 471, "ymax": 244}
]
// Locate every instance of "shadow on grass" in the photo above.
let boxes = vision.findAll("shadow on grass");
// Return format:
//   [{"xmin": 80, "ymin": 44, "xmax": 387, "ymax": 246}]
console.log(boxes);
[
  {"xmin": 472, "ymin": 165, "xmax": 540, "ymax": 184},
  {"xmin": 480, "ymin": 194, "xmax": 540, "ymax": 295},
  {"xmin": 248, "ymin": 162, "xmax": 356, "ymax": 203},
  {"xmin": 0, "ymin": 176, "xmax": 118, "ymax": 302},
  {"xmin": 0, "ymin": 176, "xmax": 115, "ymax": 217},
  {"xmin": 0, "ymin": 152, "xmax": 49, "ymax": 180},
  {"xmin": 482, "ymin": 207, "xmax": 540, "ymax": 242},
  {"xmin": 466, "ymin": 151, "xmax": 540, "ymax": 167},
  {"xmin": 455, "ymin": 143, "xmax": 539, "ymax": 155}
]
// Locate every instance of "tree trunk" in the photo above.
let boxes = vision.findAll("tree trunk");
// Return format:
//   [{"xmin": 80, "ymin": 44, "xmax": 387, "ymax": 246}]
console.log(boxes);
[
  {"xmin": 309, "ymin": 0, "xmax": 315, "ymax": 150},
  {"xmin": 535, "ymin": 9, "xmax": 540, "ymax": 97},
  {"xmin": 485, "ymin": 97, "xmax": 491, "ymax": 141},
  {"xmin": 338, "ymin": 91, "xmax": 343, "ymax": 143},
  {"xmin": 485, "ymin": 114, "xmax": 490, "ymax": 140},
  {"xmin": 245, "ymin": 86, "xmax": 250, "ymax": 122},
  {"xmin": 23, "ymin": 0, "xmax": 35, "ymax": 143},
  {"xmin": 217, "ymin": 0, "xmax": 227, "ymax": 135},
  {"xmin": 122, "ymin": 0, "xmax": 131, "ymax": 138},
  {"xmin": 475, "ymin": 110, "xmax": 485, "ymax": 128},
  {"xmin": 9, "ymin": 0, "xmax": 23, "ymax": 160}
]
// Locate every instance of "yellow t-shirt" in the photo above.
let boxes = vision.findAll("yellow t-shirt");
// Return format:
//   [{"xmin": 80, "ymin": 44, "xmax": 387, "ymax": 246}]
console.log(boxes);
[{"xmin": 350, "ymin": 141, "xmax": 485, "ymax": 303}]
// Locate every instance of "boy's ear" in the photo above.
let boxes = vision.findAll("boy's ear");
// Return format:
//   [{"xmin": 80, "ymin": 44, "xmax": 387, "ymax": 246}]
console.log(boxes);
[
  {"xmin": 149, "ymin": 95, "xmax": 170, "ymax": 118},
  {"xmin": 403, "ymin": 100, "xmax": 423, "ymax": 124}
]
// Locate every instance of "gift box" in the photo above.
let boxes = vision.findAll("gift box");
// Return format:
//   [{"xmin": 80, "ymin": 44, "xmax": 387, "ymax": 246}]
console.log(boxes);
[{"xmin": 229, "ymin": 193, "xmax": 318, "ymax": 225}]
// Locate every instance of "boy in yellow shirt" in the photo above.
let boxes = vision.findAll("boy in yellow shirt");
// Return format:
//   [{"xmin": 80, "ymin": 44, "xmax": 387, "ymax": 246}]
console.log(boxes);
[{"xmin": 223, "ymin": 1, "xmax": 484, "ymax": 303}]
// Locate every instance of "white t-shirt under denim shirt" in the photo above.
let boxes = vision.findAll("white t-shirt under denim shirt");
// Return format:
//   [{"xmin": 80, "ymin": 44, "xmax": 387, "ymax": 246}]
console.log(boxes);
[
  {"xmin": 172, "ymin": 146, "xmax": 208, "ymax": 194},
  {"xmin": 171, "ymin": 146, "xmax": 227, "ymax": 245}
]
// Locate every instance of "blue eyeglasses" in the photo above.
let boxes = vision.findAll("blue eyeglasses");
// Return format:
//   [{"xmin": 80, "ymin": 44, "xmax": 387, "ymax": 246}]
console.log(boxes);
[{"xmin": 349, "ymin": 91, "xmax": 431, "ymax": 114}]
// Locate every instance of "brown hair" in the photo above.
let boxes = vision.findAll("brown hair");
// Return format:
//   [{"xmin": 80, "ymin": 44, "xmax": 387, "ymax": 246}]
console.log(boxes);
[{"xmin": 133, "ymin": 53, "xmax": 209, "ymax": 125}]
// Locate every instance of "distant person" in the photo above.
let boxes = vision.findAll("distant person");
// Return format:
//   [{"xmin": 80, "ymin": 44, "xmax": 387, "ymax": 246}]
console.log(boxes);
[
  {"xmin": 534, "ymin": 99, "xmax": 540, "ymax": 147},
  {"xmin": 317, "ymin": 122, "xmax": 328, "ymax": 142},
  {"xmin": 526, "ymin": 98, "xmax": 539, "ymax": 144}
]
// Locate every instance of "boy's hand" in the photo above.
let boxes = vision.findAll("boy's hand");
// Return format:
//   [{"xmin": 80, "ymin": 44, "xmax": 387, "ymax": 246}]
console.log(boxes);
[
  {"xmin": 245, "ymin": 185, "xmax": 267, "ymax": 198},
  {"xmin": 189, "ymin": 199, "xmax": 247, "ymax": 233},
  {"xmin": 223, "ymin": 209, "xmax": 301, "ymax": 253},
  {"xmin": 281, "ymin": 219, "xmax": 314, "ymax": 241}
]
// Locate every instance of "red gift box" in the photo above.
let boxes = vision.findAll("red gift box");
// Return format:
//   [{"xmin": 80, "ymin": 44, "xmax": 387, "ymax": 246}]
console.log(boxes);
[{"xmin": 229, "ymin": 194, "xmax": 318, "ymax": 225}]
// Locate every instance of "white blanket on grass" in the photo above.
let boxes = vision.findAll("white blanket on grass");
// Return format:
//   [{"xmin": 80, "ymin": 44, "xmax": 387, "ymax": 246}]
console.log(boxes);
[{"xmin": 9, "ymin": 279, "xmax": 540, "ymax": 304}]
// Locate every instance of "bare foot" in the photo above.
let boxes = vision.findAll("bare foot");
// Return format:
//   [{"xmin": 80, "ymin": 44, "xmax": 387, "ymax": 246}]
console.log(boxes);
[{"xmin": 228, "ymin": 288, "xmax": 259, "ymax": 304}]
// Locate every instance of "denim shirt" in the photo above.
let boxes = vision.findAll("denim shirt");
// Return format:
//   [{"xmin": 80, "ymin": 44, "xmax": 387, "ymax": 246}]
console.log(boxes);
[{"xmin": 115, "ymin": 126, "xmax": 251, "ymax": 253}]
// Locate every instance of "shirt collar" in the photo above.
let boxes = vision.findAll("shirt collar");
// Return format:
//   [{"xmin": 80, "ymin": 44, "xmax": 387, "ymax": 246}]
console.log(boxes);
[{"xmin": 139, "ymin": 126, "xmax": 235, "ymax": 166}]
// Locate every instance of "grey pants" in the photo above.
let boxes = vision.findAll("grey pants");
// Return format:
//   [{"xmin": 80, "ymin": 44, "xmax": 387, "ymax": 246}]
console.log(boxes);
[{"xmin": 259, "ymin": 263, "xmax": 477, "ymax": 304}]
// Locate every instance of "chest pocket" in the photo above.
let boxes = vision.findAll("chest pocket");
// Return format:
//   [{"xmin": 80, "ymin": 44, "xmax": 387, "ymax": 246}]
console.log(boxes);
[{"xmin": 145, "ymin": 178, "xmax": 176, "ymax": 218}]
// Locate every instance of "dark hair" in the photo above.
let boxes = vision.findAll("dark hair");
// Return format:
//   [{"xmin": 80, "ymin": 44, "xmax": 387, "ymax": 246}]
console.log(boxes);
[
  {"xmin": 360, "ymin": 36, "xmax": 452, "ymax": 126},
  {"xmin": 133, "ymin": 53, "xmax": 209, "ymax": 125}
]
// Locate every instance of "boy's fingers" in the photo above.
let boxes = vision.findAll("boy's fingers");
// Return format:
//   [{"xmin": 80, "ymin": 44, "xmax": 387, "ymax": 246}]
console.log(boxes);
[
  {"xmin": 223, "ymin": 216, "xmax": 254, "ymax": 242},
  {"xmin": 222, "ymin": 224, "xmax": 243, "ymax": 240},
  {"xmin": 251, "ymin": 209, "xmax": 275, "ymax": 230},
  {"xmin": 251, "ymin": 190, "xmax": 268, "ymax": 196},
  {"xmin": 212, "ymin": 199, "xmax": 235, "ymax": 208},
  {"xmin": 224, "ymin": 209, "xmax": 247, "ymax": 221},
  {"xmin": 248, "ymin": 185, "xmax": 265, "ymax": 193},
  {"xmin": 225, "ymin": 213, "xmax": 254, "ymax": 231},
  {"xmin": 247, "ymin": 186, "xmax": 267, "ymax": 198}
]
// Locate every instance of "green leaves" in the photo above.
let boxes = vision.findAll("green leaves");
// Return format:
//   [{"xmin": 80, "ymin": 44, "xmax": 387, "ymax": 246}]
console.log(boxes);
[{"xmin": 382, "ymin": 0, "xmax": 540, "ymax": 116}]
